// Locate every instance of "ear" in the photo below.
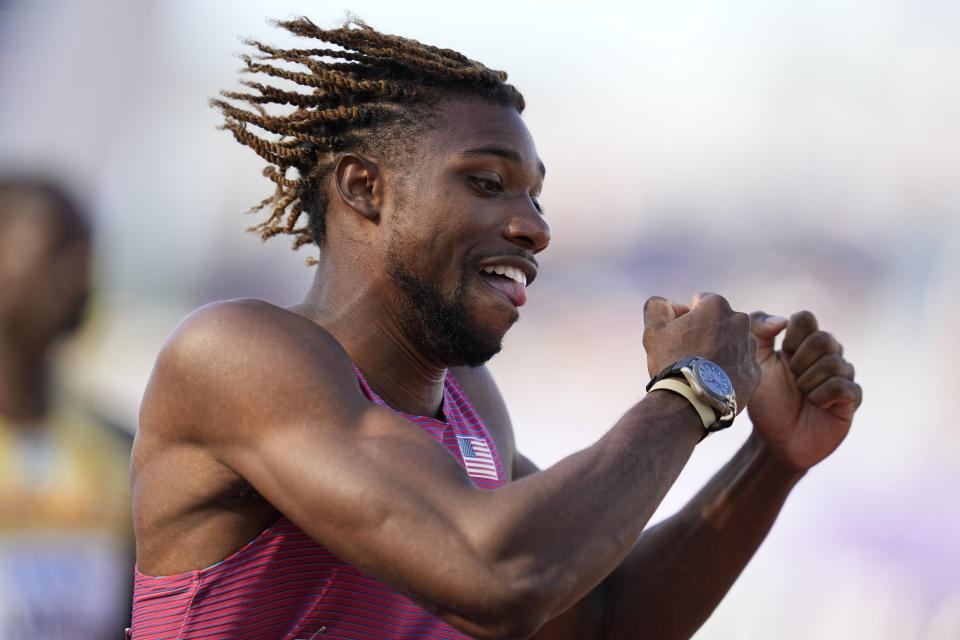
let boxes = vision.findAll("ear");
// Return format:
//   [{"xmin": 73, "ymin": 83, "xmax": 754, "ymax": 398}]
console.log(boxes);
[{"xmin": 333, "ymin": 153, "xmax": 382, "ymax": 222}]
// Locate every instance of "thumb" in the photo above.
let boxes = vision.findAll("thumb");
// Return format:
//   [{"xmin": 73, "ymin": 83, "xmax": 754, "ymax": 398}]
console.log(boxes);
[
  {"xmin": 643, "ymin": 296, "xmax": 689, "ymax": 332},
  {"xmin": 750, "ymin": 311, "xmax": 788, "ymax": 361}
]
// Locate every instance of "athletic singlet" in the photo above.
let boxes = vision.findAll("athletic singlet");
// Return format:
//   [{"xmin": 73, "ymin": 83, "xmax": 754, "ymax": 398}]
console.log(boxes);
[{"xmin": 130, "ymin": 367, "xmax": 507, "ymax": 640}]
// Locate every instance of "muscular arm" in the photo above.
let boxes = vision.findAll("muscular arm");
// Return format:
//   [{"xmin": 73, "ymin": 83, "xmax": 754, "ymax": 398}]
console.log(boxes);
[
  {"xmin": 138, "ymin": 296, "xmax": 756, "ymax": 639},
  {"xmin": 520, "ymin": 435, "xmax": 803, "ymax": 640},
  {"xmin": 524, "ymin": 309, "xmax": 861, "ymax": 640},
  {"xmin": 602, "ymin": 433, "xmax": 802, "ymax": 639}
]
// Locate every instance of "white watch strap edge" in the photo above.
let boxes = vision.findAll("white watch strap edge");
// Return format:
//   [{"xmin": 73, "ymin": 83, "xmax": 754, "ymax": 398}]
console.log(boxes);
[{"xmin": 648, "ymin": 378, "xmax": 717, "ymax": 432}]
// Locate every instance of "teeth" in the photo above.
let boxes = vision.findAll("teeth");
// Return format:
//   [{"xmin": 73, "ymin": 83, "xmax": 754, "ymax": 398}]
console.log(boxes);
[{"xmin": 481, "ymin": 265, "xmax": 527, "ymax": 286}]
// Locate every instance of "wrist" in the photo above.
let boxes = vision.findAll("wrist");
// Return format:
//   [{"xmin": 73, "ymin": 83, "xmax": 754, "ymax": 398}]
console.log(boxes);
[
  {"xmin": 744, "ymin": 432, "xmax": 808, "ymax": 484},
  {"xmin": 644, "ymin": 389, "xmax": 708, "ymax": 444},
  {"xmin": 646, "ymin": 357, "xmax": 737, "ymax": 438}
]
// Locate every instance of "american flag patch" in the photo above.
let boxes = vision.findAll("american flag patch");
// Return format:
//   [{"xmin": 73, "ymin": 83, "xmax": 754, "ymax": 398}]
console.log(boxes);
[{"xmin": 457, "ymin": 436, "xmax": 499, "ymax": 481}]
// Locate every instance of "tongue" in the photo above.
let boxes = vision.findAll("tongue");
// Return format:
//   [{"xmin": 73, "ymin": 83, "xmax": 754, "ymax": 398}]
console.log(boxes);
[{"xmin": 481, "ymin": 274, "xmax": 527, "ymax": 307}]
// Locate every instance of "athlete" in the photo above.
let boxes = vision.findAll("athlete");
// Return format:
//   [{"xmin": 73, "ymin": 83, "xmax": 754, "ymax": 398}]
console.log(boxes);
[
  {"xmin": 130, "ymin": 18, "xmax": 862, "ymax": 640},
  {"xmin": 0, "ymin": 177, "xmax": 133, "ymax": 640}
]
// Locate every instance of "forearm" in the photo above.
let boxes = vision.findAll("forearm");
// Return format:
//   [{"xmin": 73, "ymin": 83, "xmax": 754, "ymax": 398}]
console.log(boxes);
[
  {"xmin": 455, "ymin": 391, "xmax": 706, "ymax": 632},
  {"xmin": 601, "ymin": 431, "xmax": 805, "ymax": 640}
]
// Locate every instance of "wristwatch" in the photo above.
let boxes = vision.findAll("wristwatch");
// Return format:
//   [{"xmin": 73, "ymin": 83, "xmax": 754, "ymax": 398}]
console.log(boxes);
[{"xmin": 646, "ymin": 357, "xmax": 737, "ymax": 436}]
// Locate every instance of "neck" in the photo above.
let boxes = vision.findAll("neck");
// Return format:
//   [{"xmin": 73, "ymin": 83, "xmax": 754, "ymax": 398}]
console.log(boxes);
[
  {"xmin": 0, "ymin": 332, "xmax": 49, "ymax": 422},
  {"xmin": 291, "ymin": 255, "xmax": 447, "ymax": 419}
]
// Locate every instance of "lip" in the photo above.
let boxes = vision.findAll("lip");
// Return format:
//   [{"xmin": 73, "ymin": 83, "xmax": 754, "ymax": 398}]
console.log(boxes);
[
  {"xmin": 476, "ymin": 273, "xmax": 526, "ymax": 308},
  {"xmin": 475, "ymin": 254, "xmax": 539, "ymax": 287}
]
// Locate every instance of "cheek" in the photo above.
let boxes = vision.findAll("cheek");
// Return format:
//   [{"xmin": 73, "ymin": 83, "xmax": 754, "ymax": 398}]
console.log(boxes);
[{"xmin": 394, "ymin": 220, "xmax": 459, "ymax": 273}]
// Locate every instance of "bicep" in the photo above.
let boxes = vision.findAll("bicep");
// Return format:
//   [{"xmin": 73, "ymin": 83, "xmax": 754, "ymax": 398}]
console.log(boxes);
[
  {"xmin": 229, "ymin": 401, "xmax": 486, "ymax": 565},
  {"xmin": 166, "ymin": 302, "xmax": 500, "ymax": 618}
]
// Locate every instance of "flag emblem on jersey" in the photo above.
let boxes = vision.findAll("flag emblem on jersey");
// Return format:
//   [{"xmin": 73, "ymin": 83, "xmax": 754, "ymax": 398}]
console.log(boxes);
[{"xmin": 457, "ymin": 436, "xmax": 499, "ymax": 481}]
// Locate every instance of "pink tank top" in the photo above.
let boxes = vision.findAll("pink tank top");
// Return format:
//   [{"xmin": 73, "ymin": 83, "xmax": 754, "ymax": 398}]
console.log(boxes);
[{"xmin": 130, "ymin": 368, "xmax": 506, "ymax": 639}]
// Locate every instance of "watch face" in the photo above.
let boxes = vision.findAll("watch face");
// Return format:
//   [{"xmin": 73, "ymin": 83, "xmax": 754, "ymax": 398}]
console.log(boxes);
[{"xmin": 696, "ymin": 359, "xmax": 733, "ymax": 397}]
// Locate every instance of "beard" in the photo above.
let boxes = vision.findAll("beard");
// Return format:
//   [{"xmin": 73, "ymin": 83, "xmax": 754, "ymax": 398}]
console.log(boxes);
[{"xmin": 387, "ymin": 255, "xmax": 504, "ymax": 368}]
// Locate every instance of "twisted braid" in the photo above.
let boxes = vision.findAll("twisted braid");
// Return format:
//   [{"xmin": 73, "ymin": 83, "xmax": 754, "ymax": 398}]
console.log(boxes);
[{"xmin": 213, "ymin": 16, "xmax": 524, "ymax": 262}]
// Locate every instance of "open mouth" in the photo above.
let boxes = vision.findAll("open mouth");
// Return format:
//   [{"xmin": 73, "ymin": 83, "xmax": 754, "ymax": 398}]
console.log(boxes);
[{"xmin": 478, "ymin": 265, "xmax": 527, "ymax": 307}]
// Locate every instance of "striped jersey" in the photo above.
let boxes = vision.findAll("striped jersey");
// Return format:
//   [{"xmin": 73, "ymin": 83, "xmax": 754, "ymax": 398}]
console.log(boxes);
[{"xmin": 130, "ymin": 367, "xmax": 506, "ymax": 639}]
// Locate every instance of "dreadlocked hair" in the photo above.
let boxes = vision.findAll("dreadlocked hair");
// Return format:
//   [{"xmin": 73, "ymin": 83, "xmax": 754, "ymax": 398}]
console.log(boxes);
[{"xmin": 213, "ymin": 17, "xmax": 525, "ymax": 263}]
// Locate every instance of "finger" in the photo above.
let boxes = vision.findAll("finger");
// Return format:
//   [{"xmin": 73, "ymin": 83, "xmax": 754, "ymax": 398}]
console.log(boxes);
[
  {"xmin": 788, "ymin": 330, "xmax": 842, "ymax": 377},
  {"xmin": 749, "ymin": 311, "xmax": 788, "ymax": 361},
  {"xmin": 782, "ymin": 310, "xmax": 818, "ymax": 357},
  {"xmin": 643, "ymin": 296, "xmax": 689, "ymax": 332},
  {"xmin": 795, "ymin": 353, "xmax": 855, "ymax": 393},
  {"xmin": 806, "ymin": 377, "xmax": 863, "ymax": 418},
  {"xmin": 690, "ymin": 292, "xmax": 732, "ymax": 312}
]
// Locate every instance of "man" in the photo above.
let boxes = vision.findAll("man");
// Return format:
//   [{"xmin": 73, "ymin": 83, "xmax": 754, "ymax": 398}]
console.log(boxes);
[
  {"xmin": 0, "ymin": 177, "xmax": 133, "ymax": 639},
  {"xmin": 130, "ymin": 18, "xmax": 861, "ymax": 640}
]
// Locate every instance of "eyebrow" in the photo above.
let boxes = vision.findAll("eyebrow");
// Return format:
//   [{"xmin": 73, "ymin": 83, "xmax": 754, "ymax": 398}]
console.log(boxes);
[{"xmin": 461, "ymin": 145, "xmax": 546, "ymax": 178}]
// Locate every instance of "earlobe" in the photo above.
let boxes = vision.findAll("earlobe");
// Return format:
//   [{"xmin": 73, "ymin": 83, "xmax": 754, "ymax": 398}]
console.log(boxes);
[{"xmin": 334, "ymin": 153, "xmax": 382, "ymax": 222}]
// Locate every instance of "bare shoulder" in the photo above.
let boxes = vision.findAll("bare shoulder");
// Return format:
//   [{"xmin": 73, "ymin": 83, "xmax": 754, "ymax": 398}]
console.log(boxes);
[
  {"xmin": 140, "ymin": 298, "xmax": 362, "ymax": 445},
  {"xmin": 134, "ymin": 299, "xmax": 368, "ymax": 573},
  {"xmin": 156, "ymin": 298, "xmax": 346, "ymax": 374},
  {"xmin": 449, "ymin": 364, "xmax": 517, "ymax": 480}
]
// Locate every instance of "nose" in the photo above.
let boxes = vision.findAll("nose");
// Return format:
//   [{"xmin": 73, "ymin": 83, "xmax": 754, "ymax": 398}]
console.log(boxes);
[{"xmin": 503, "ymin": 204, "xmax": 551, "ymax": 254}]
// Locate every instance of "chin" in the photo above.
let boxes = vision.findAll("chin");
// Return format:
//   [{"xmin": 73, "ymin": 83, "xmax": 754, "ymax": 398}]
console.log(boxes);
[
  {"xmin": 436, "ymin": 322, "xmax": 506, "ymax": 368},
  {"xmin": 388, "ymin": 258, "xmax": 516, "ymax": 367}
]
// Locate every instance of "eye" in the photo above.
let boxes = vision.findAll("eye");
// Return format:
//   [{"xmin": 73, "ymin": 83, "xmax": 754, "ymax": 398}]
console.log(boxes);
[{"xmin": 470, "ymin": 174, "xmax": 504, "ymax": 195}]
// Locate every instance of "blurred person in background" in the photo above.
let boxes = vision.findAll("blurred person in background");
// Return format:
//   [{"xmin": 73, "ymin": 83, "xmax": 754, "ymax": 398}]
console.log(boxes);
[{"xmin": 0, "ymin": 177, "xmax": 132, "ymax": 639}]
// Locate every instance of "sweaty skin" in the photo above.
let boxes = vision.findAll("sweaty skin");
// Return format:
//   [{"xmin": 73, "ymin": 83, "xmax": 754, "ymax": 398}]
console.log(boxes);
[{"xmin": 133, "ymin": 97, "xmax": 861, "ymax": 639}]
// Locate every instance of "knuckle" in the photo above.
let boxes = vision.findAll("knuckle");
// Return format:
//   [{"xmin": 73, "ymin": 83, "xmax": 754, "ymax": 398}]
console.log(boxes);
[
  {"xmin": 731, "ymin": 312, "xmax": 751, "ymax": 334},
  {"xmin": 823, "ymin": 353, "xmax": 846, "ymax": 374},
  {"xmin": 810, "ymin": 330, "xmax": 838, "ymax": 351},
  {"xmin": 698, "ymin": 292, "xmax": 729, "ymax": 311},
  {"xmin": 828, "ymin": 377, "xmax": 850, "ymax": 395},
  {"xmin": 792, "ymin": 310, "xmax": 816, "ymax": 324},
  {"xmin": 643, "ymin": 296, "xmax": 664, "ymax": 312}
]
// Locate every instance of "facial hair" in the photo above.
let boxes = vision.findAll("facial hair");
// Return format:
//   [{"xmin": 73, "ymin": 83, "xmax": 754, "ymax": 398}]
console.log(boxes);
[{"xmin": 387, "ymin": 257, "xmax": 504, "ymax": 368}]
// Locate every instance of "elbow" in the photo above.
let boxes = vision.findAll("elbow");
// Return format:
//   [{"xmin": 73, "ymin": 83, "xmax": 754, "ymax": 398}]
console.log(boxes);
[
  {"xmin": 458, "ymin": 603, "xmax": 545, "ymax": 640},
  {"xmin": 446, "ymin": 570, "xmax": 561, "ymax": 640},
  {"xmin": 434, "ymin": 510, "xmax": 577, "ymax": 638}
]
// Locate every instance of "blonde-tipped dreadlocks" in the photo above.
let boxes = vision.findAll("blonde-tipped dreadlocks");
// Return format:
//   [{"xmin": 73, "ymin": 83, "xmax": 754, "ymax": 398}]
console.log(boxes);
[{"xmin": 213, "ymin": 17, "xmax": 525, "ymax": 260}]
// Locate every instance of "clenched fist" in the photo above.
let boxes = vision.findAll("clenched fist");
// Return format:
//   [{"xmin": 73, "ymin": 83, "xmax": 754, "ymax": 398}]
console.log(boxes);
[
  {"xmin": 642, "ymin": 293, "xmax": 761, "ymax": 412},
  {"xmin": 747, "ymin": 310, "xmax": 862, "ymax": 470}
]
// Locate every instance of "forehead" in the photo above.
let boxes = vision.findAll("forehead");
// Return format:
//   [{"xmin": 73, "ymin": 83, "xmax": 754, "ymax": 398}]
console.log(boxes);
[{"xmin": 418, "ymin": 97, "xmax": 543, "ymax": 174}]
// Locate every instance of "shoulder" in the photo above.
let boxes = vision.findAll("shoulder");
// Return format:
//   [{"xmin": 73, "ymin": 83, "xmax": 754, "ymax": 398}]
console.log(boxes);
[
  {"xmin": 159, "ymin": 298, "xmax": 337, "ymax": 362},
  {"xmin": 157, "ymin": 298, "xmax": 352, "ymax": 378},
  {"xmin": 449, "ymin": 365, "xmax": 517, "ymax": 479},
  {"xmin": 141, "ymin": 299, "xmax": 363, "ymax": 443}
]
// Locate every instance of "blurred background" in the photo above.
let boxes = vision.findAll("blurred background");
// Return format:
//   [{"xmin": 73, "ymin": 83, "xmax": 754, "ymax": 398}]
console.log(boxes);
[{"xmin": 1, "ymin": 0, "xmax": 957, "ymax": 637}]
